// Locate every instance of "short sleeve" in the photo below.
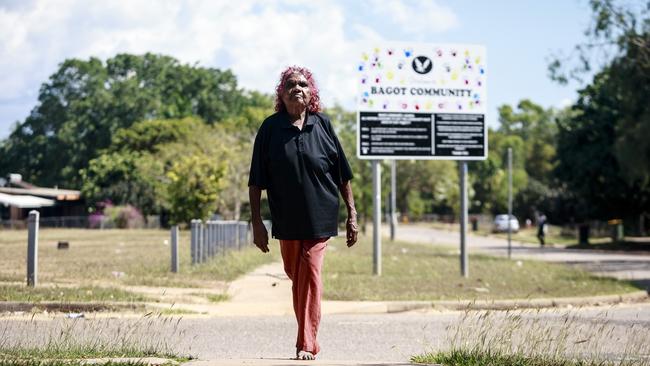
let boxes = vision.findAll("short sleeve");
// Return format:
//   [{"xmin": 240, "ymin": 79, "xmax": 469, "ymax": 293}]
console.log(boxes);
[
  {"xmin": 248, "ymin": 122, "xmax": 269, "ymax": 189},
  {"xmin": 325, "ymin": 117, "xmax": 353, "ymax": 185}
]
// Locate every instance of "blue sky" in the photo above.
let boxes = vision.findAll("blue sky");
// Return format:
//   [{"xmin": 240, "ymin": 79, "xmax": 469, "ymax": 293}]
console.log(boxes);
[{"xmin": 0, "ymin": 0, "xmax": 593, "ymax": 139}]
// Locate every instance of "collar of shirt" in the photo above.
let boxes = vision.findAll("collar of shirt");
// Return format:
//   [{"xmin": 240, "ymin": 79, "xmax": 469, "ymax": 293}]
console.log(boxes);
[{"xmin": 281, "ymin": 111, "xmax": 316, "ymax": 130}]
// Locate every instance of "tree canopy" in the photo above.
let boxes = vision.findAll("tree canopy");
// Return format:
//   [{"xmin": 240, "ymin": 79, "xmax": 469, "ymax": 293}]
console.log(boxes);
[{"xmin": 0, "ymin": 53, "xmax": 245, "ymax": 188}]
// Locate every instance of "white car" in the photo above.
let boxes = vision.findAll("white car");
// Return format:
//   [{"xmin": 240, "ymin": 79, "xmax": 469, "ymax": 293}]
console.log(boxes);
[{"xmin": 493, "ymin": 214, "xmax": 520, "ymax": 233}]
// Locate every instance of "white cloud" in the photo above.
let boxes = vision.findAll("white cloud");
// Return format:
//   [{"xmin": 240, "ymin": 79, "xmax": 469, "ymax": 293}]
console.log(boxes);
[
  {"xmin": 365, "ymin": 0, "xmax": 458, "ymax": 35},
  {"xmin": 557, "ymin": 97, "xmax": 574, "ymax": 109},
  {"xmin": 0, "ymin": 0, "xmax": 461, "ymax": 137}
]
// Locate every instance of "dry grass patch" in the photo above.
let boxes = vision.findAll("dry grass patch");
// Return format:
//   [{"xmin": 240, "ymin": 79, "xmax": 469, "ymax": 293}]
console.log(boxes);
[
  {"xmin": 0, "ymin": 229, "xmax": 277, "ymax": 290},
  {"xmin": 323, "ymin": 235, "xmax": 641, "ymax": 301}
]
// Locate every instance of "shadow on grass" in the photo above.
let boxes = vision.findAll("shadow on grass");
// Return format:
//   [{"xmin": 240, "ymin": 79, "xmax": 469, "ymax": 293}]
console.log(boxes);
[{"xmin": 566, "ymin": 239, "xmax": 650, "ymax": 253}]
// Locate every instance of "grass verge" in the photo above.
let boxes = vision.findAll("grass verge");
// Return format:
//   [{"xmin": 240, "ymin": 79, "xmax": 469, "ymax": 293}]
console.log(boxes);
[
  {"xmin": 323, "ymin": 235, "xmax": 642, "ymax": 301},
  {"xmin": 412, "ymin": 308, "xmax": 650, "ymax": 366},
  {"xmin": 0, "ymin": 312, "xmax": 193, "ymax": 364},
  {"xmin": 0, "ymin": 285, "xmax": 150, "ymax": 303},
  {"xmin": 0, "ymin": 345, "xmax": 186, "ymax": 361},
  {"xmin": 0, "ymin": 229, "xmax": 278, "ymax": 289},
  {"xmin": 412, "ymin": 349, "xmax": 613, "ymax": 366}
]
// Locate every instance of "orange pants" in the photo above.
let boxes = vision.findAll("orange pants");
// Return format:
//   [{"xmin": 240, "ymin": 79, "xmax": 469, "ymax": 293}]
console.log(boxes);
[{"xmin": 279, "ymin": 238, "xmax": 328, "ymax": 355}]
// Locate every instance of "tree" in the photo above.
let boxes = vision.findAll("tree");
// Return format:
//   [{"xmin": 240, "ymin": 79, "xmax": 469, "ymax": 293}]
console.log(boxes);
[
  {"xmin": 166, "ymin": 153, "xmax": 225, "ymax": 225},
  {"xmin": 219, "ymin": 92, "xmax": 275, "ymax": 220},
  {"xmin": 470, "ymin": 130, "xmax": 528, "ymax": 216},
  {"xmin": 80, "ymin": 117, "xmax": 204, "ymax": 217},
  {"xmin": 549, "ymin": 0, "xmax": 650, "ymax": 227},
  {"xmin": 0, "ymin": 53, "xmax": 245, "ymax": 188},
  {"xmin": 555, "ymin": 70, "xmax": 649, "ymax": 221}
]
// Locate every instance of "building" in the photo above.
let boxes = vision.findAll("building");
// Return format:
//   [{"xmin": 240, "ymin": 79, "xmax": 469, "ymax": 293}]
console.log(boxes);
[{"xmin": 0, "ymin": 174, "xmax": 85, "ymax": 228}]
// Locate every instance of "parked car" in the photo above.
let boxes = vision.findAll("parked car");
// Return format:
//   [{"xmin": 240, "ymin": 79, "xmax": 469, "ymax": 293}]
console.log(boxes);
[{"xmin": 493, "ymin": 214, "xmax": 520, "ymax": 233}]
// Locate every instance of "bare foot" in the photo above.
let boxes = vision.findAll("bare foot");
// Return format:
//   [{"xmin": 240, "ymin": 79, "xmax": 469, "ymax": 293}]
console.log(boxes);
[{"xmin": 296, "ymin": 350, "xmax": 315, "ymax": 360}]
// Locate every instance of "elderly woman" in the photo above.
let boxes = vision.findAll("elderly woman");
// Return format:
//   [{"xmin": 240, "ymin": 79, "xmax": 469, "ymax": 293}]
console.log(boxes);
[{"xmin": 248, "ymin": 66, "xmax": 358, "ymax": 360}]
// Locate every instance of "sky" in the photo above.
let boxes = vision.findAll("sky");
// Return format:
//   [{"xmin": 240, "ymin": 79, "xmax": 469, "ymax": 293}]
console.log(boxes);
[{"xmin": 0, "ymin": 0, "xmax": 594, "ymax": 139}]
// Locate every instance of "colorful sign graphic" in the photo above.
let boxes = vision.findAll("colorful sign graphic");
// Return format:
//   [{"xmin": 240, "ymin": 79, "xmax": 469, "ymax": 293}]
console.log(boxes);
[{"xmin": 357, "ymin": 42, "xmax": 487, "ymax": 160}]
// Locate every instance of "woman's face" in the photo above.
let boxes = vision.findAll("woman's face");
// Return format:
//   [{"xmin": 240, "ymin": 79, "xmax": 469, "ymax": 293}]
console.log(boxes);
[{"xmin": 281, "ymin": 73, "xmax": 311, "ymax": 111}]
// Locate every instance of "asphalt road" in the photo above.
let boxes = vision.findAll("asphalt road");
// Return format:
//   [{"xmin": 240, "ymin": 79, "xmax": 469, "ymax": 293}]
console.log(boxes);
[{"xmin": 2, "ymin": 303, "xmax": 650, "ymax": 362}]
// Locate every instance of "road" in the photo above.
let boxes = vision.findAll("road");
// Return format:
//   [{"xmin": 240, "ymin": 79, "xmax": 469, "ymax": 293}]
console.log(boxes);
[{"xmin": 2, "ymin": 303, "xmax": 650, "ymax": 362}]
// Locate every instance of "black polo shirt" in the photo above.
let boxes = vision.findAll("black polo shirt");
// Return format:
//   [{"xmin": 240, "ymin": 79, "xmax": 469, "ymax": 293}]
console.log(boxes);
[{"xmin": 248, "ymin": 111, "xmax": 353, "ymax": 240}]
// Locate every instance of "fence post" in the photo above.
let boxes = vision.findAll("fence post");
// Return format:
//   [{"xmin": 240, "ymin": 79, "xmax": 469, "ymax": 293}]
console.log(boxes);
[
  {"xmin": 206, "ymin": 221, "xmax": 212, "ymax": 259},
  {"xmin": 171, "ymin": 225, "xmax": 179, "ymax": 273},
  {"xmin": 219, "ymin": 222, "xmax": 225, "ymax": 256},
  {"xmin": 212, "ymin": 222, "xmax": 217, "ymax": 258},
  {"xmin": 208, "ymin": 221, "xmax": 214, "ymax": 258},
  {"xmin": 190, "ymin": 220, "xmax": 196, "ymax": 264},
  {"xmin": 196, "ymin": 220, "xmax": 205, "ymax": 263},
  {"xmin": 27, "ymin": 210, "xmax": 39, "ymax": 287}
]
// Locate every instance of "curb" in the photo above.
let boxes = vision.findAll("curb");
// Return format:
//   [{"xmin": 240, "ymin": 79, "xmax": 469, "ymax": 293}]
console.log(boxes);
[
  {"xmin": 384, "ymin": 290, "xmax": 649, "ymax": 312},
  {"xmin": 1, "ymin": 291, "xmax": 646, "ymax": 315},
  {"xmin": 181, "ymin": 360, "xmax": 414, "ymax": 366},
  {"xmin": 0, "ymin": 301, "xmax": 145, "ymax": 313}
]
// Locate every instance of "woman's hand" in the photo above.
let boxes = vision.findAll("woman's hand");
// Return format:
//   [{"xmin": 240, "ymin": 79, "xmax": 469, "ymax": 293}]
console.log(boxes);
[
  {"xmin": 252, "ymin": 221, "xmax": 269, "ymax": 253},
  {"xmin": 346, "ymin": 214, "xmax": 358, "ymax": 247}
]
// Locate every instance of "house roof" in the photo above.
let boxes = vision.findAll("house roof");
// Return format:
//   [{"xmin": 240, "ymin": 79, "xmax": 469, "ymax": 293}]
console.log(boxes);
[
  {"xmin": 0, "ymin": 187, "xmax": 81, "ymax": 200},
  {"xmin": 0, "ymin": 192, "xmax": 56, "ymax": 208}
]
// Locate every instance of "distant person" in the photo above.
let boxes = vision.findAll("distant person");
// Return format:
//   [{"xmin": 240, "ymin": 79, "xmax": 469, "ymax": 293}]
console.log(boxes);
[
  {"xmin": 248, "ymin": 66, "xmax": 358, "ymax": 360},
  {"xmin": 537, "ymin": 214, "xmax": 547, "ymax": 247}
]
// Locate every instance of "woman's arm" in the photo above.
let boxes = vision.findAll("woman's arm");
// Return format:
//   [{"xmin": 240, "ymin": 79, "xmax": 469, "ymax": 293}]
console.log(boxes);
[
  {"xmin": 339, "ymin": 180, "xmax": 358, "ymax": 247},
  {"xmin": 249, "ymin": 185, "xmax": 269, "ymax": 252}
]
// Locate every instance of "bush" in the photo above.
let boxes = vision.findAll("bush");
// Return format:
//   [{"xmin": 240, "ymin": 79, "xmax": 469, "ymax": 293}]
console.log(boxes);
[{"xmin": 104, "ymin": 204, "xmax": 144, "ymax": 229}]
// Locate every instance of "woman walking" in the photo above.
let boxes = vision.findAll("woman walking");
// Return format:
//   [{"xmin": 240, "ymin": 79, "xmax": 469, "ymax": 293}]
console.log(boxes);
[{"xmin": 248, "ymin": 66, "xmax": 358, "ymax": 360}]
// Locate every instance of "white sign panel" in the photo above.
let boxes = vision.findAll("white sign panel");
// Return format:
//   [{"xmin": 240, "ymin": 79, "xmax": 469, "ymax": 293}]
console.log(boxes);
[{"xmin": 356, "ymin": 42, "xmax": 487, "ymax": 160}]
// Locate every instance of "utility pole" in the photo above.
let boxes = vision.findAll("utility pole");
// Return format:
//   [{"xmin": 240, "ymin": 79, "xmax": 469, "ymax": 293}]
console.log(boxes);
[{"xmin": 507, "ymin": 147, "xmax": 513, "ymax": 259}]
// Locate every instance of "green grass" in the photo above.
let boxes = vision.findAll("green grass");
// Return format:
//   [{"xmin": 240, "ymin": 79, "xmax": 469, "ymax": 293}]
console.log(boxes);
[
  {"xmin": 323, "ymin": 236, "xmax": 642, "ymax": 301},
  {"xmin": 153, "ymin": 307, "xmax": 200, "ymax": 315},
  {"xmin": 412, "ymin": 349, "xmax": 612, "ymax": 366},
  {"xmin": 0, "ymin": 229, "xmax": 278, "ymax": 289},
  {"xmin": 0, "ymin": 361, "xmax": 175, "ymax": 366},
  {"xmin": 0, "ymin": 285, "xmax": 150, "ymax": 303},
  {"xmin": 413, "ymin": 308, "xmax": 650, "ymax": 366},
  {"xmin": 0, "ymin": 345, "xmax": 186, "ymax": 361},
  {"xmin": 202, "ymin": 293, "xmax": 229, "ymax": 303},
  {"xmin": 0, "ymin": 312, "xmax": 193, "ymax": 365}
]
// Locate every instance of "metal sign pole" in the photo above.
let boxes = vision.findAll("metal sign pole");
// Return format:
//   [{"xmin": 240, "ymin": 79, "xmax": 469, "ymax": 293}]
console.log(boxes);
[
  {"xmin": 372, "ymin": 160, "xmax": 382, "ymax": 276},
  {"xmin": 507, "ymin": 148, "xmax": 513, "ymax": 259},
  {"xmin": 459, "ymin": 162, "xmax": 468, "ymax": 278},
  {"xmin": 390, "ymin": 160, "xmax": 397, "ymax": 241}
]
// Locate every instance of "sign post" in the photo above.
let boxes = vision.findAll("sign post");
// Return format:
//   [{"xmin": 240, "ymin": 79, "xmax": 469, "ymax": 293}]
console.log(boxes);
[
  {"xmin": 372, "ymin": 160, "xmax": 382, "ymax": 275},
  {"xmin": 459, "ymin": 162, "xmax": 468, "ymax": 277},
  {"xmin": 390, "ymin": 160, "xmax": 397, "ymax": 241},
  {"xmin": 357, "ymin": 42, "xmax": 487, "ymax": 277}
]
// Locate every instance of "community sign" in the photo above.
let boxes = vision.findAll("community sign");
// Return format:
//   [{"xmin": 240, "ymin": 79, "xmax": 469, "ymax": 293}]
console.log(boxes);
[{"xmin": 356, "ymin": 42, "xmax": 487, "ymax": 160}]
